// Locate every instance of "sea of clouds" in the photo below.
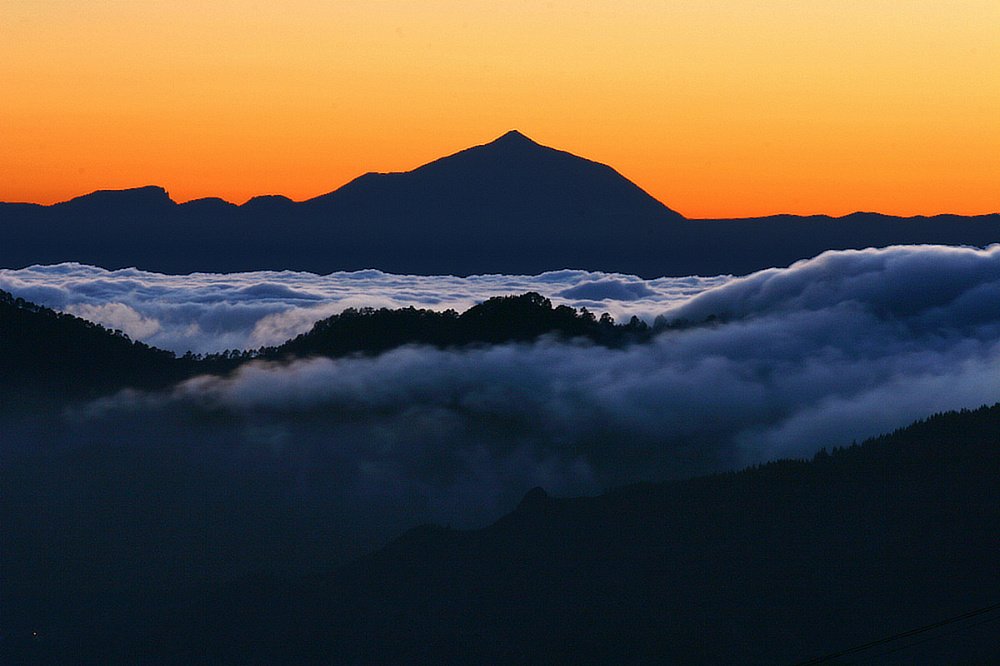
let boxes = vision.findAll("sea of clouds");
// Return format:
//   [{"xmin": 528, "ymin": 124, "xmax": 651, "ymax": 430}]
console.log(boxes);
[
  {"xmin": 0, "ymin": 264, "xmax": 730, "ymax": 353},
  {"xmin": 9, "ymin": 244, "xmax": 1000, "ymax": 582},
  {"xmin": 9, "ymin": 245, "xmax": 1000, "ymax": 479},
  {"xmin": 91, "ymin": 243, "xmax": 1000, "ymax": 469}
]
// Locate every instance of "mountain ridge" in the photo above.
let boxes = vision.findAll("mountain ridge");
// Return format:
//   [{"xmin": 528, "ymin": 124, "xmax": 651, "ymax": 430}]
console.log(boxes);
[
  {"xmin": 2, "ymin": 131, "xmax": 1000, "ymax": 277},
  {"xmin": 98, "ymin": 404, "xmax": 1000, "ymax": 663},
  {"xmin": 12, "ymin": 183, "xmax": 997, "ymax": 223},
  {"xmin": 4, "ymin": 131, "xmax": 995, "ymax": 219},
  {"xmin": 0, "ymin": 288, "xmax": 655, "ymax": 403}
]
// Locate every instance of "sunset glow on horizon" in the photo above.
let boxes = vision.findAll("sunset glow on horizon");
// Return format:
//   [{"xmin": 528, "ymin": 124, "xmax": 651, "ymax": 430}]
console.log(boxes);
[{"xmin": 2, "ymin": 1, "xmax": 997, "ymax": 218}]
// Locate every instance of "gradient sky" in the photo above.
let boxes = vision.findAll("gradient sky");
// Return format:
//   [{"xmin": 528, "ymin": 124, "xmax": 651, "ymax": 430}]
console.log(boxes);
[{"xmin": 1, "ymin": 1, "xmax": 997, "ymax": 217}]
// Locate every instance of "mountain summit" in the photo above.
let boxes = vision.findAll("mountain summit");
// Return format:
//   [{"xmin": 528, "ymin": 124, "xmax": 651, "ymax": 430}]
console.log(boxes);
[
  {"xmin": 493, "ymin": 128, "xmax": 535, "ymax": 143},
  {"xmin": 2, "ymin": 132, "xmax": 999, "ymax": 276},
  {"xmin": 63, "ymin": 185, "xmax": 175, "ymax": 210},
  {"xmin": 290, "ymin": 129, "xmax": 684, "ymax": 274},
  {"xmin": 305, "ymin": 130, "xmax": 681, "ymax": 227}
]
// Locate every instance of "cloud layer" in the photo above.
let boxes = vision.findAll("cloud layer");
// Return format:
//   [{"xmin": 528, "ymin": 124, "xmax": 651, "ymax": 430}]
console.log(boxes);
[
  {"xmin": 0, "ymin": 264, "xmax": 729, "ymax": 353},
  {"xmin": 10, "ymin": 245, "xmax": 1000, "ymax": 588},
  {"xmin": 83, "ymin": 244, "xmax": 1000, "ymax": 484}
]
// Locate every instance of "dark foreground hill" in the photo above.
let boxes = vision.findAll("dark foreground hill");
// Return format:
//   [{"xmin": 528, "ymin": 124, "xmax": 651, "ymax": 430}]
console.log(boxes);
[
  {"xmin": 265, "ymin": 291, "xmax": 651, "ymax": 360},
  {"xmin": 132, "ymin": 406, "xmax": 1000, "ymax": 665},
  {"xmin": 0, "ymin": 289, "xmax": 651, "ymax": 403},
  {"xmin": 0, "ymin": 289, "xmax": 185, "ymax": 403},
  {"xmin": 2, "ymin": 132, "xmax": 998, "ymax": 277},
  {"xmin": 3, "ymin": 287, "xmax": 999, "ymax": 663}
]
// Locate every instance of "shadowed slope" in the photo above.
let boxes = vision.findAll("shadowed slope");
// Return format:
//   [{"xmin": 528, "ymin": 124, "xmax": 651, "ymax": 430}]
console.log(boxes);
[
  {"xmin": 0, "ymin": 289, "xmax": 652, "ymax": 403},
  {"xmin": 266, "ymin": 292, "xmax": 651, "ymax": 360},
  {"xmin": 141, "ymin": 406, "xmax": 1000, "ymax": 664},
  {"xmin": 0, "ymin": 289, "xmax": 184, "ymax": 402}
]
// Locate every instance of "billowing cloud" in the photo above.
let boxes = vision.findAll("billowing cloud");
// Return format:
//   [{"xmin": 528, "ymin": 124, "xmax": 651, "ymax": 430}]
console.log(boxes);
[
  {"xmin": 63, "ymin": 302, "xmax": 162, "ymax": 339},
  {"xmin": 10, "ymin": 244, "xmax": 1000, "ymax": 589},
  {"xmin": 661, "ymin": 243, "xmax": 1000, "ymax": 329},
  {"xmin": 556, "ymin": 278, "xmax": 655, "ymax": 301},
  {"xmin": 84, "ymin": 244, "xmax": 1000, "ymax": 481},
  {"xmin": 0, "ymin": 264, "xmax": 729, "ymax": 353}
]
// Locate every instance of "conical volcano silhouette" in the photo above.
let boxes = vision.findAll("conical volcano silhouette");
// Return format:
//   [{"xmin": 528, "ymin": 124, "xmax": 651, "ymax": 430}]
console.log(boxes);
[
  {"xmin": 306, "ymin": 130, "xmax": 682, "ymax": 226},
  {"xmin": 492, "ymin": 128, "xmax": 535, "ymax": 143},
  {"xmin": 3, "ymin": 130, "xmax": 999, "ymax": 276}
]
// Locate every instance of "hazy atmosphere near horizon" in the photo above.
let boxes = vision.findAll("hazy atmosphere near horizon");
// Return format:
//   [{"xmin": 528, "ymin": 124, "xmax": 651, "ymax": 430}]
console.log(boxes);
[{"xmin": 2, "ymin": 2, "xmax": 999, "ymax": 664}]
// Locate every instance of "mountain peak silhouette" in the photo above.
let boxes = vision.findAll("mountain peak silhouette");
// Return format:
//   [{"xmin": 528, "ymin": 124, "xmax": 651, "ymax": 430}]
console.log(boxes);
[
  {"xmin": 242, "ymin": 194, "xmax": 295, "ymax": 210},
  {"xmin": 490, "ymin": 129, "xmax": 539, "ymax": 146},
  {"xmin": 306, "ymin": 129, "xmax": 682, "ymax": 228},
  {"xmin": 63, "ymin": 185, "xmax": 175, "ymax": 210},
  {"xmin": 6, "ymin": 132, "xmax": 999, "ymax": 277}
]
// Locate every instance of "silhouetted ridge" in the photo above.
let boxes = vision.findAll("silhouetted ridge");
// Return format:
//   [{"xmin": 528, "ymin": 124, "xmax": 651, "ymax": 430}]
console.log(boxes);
[
  {"xmin": 137, "ymin": 403, "xmax": 1000, "ymax": 664},
  {"xmin": 493, "ymin": 128, "xmax": 536, "ymax": 144},
  {"xmin": 241, "ymin": 194, "xmax": 296, "ymax": 210},
  {"xmin": 0, "ymin": 289, "xmax": 655, "ymax": 402},
  {"xmin": 61, "ymin": 185, "xmax": 175, "ymax": 211},
  {"xmin": 178, "ymin": 196, "xmax": 238, "ymax": 215},
  {"xmin": 3, "ymin": 134, "xmax": 1000, "ymax": 275},
  {"xmin": 304, "ymin": 129, "xmax": 681, "ymax": 228},
  {"xmin": 0, "ymin": 289, "xmax": 184, "ymax": 401},
  {"xmin": 267, "ymin": 292, "xmax": 652, "ymax": 359}
]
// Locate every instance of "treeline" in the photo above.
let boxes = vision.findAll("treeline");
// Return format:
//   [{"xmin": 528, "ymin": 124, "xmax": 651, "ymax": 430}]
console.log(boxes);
[
  {"xmin": 182, "ymin": 292, "xmax": 659, "ymax": 364},
  {"xmin": 190, "ymin": 292, "xmax": 656, "ymax": 364},
  {"xmin": 0, "ymin": 289, "xmax": 188, "ymax": 401},
  {"xmin": 1, "ymin": 289, "xmax": 664, "ymax": 401},
  {"xmin": 262, "ymin": 292, "xmax": 652, "ymax": 360}
]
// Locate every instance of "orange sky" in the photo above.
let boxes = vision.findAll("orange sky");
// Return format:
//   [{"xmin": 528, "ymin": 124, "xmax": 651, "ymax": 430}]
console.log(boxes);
[{"xmin": 1, "ymin": 1, "xmax": 997, "ymax": 217}]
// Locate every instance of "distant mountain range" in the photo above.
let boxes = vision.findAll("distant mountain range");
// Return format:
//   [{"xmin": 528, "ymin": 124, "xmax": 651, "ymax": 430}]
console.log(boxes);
[{"xmin": 2, "ymin": 131, "xmax": 998, "ymax": 277}]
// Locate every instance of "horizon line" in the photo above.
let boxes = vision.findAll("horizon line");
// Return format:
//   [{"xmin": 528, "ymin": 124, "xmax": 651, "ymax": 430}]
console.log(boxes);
[
  {"xmin": 2, "ymin": 130, "xmax": 997, "ymax": 219},
  {"xmin": 3, "ymin": 184, "xmax": 997, "ymax": 220}
]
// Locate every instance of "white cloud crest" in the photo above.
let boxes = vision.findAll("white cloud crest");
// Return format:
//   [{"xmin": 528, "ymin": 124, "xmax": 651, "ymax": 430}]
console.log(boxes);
[{"xmin": 0, "ymin": 264, "xmax": 729, "ymax": 353}]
